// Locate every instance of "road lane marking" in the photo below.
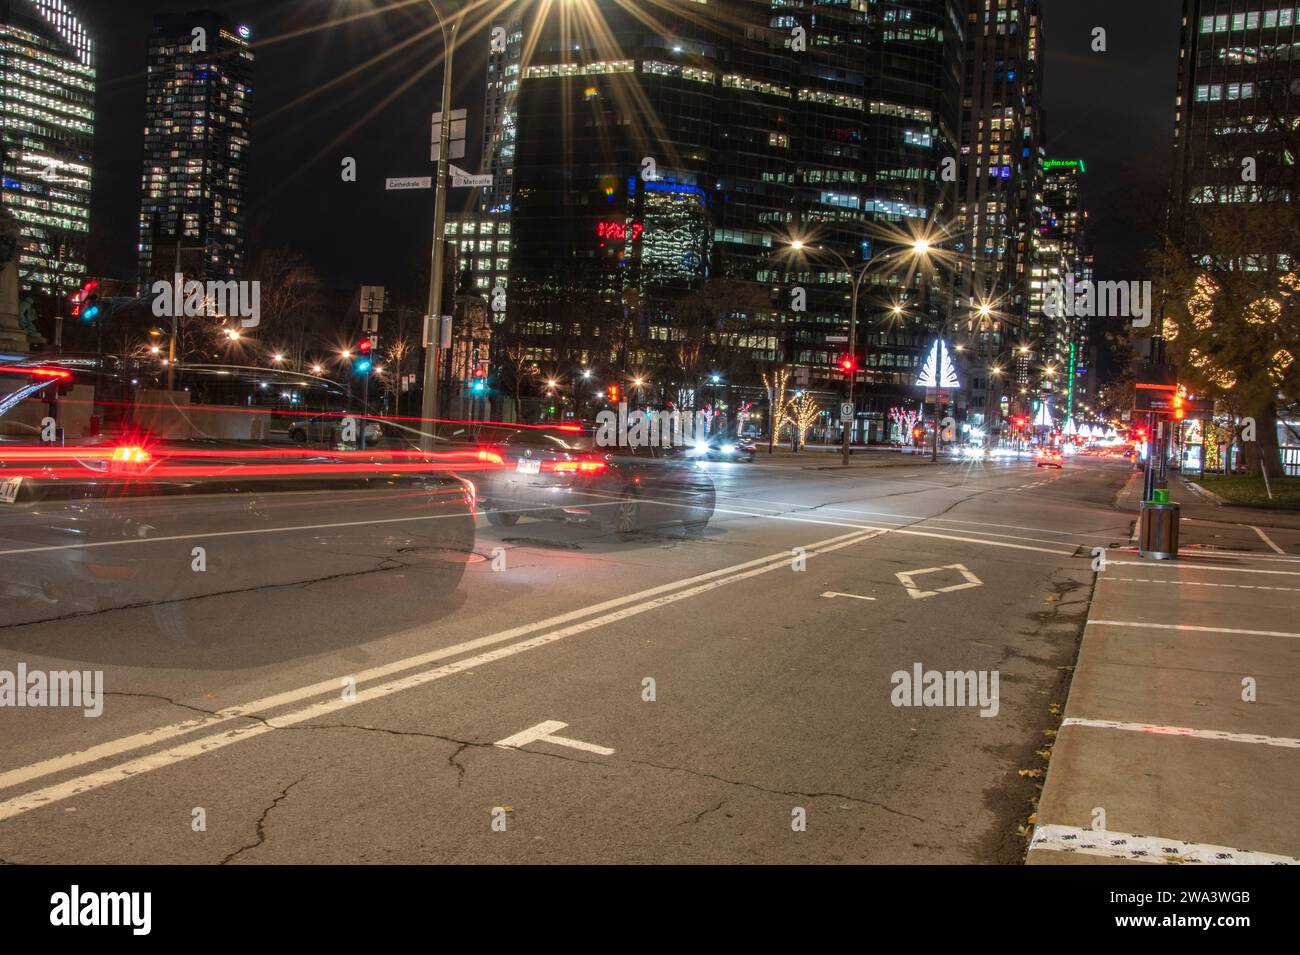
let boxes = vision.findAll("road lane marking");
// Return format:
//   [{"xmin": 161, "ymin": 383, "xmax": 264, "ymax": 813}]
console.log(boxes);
[
  {"xmin": 1061, "ymin": 717, "xmax": 1300, "ymax": 749},
  {"xmin": 820, "ymin": 591, "xmax": 876, "ymax": 601},
  {"xmin": 1100, "ymin": 577, "xmax": 1300, "ymax": 593},
  {"xmin": 1087, "ymin": 620, "xmax": 1300, "ymax": 639},
  {"xmin": 716, "ymin": 495, "xmax": 1119, "ymax": 540},
  {"xmin": 0, "ymin": 511, "xmax": 469, "ymax": 557},
  {"xmin": 495, "ymin": 720, "xmax": 614, "ymax": 756},
  {"xmin": 0, "ymin": 527, "xmax": 871, "ymax": 796},
  {"xmin": 1029, "ymin": 824, "xmax": 1300, "ymax": 865},
  {"xmin": 1104, "ymin": 560, "xmax": 1300, "ymax": 576},
  {"xmin": 896, "ymin": 563, "xmax": 983, "ymax": 599},
  {"xmin": 0, "ymin": 527, "xmax": 887, "ymax": 819},
  {"xmin": 1251, "ymin": 525, "xmax": 1286, "ymax": 555}
]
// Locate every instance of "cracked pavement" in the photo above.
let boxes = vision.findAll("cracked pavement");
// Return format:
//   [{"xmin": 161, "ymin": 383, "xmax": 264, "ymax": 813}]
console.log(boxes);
[{"xmin": 0, "ymin": 457, "xmax": 1143, "ymax": 862}]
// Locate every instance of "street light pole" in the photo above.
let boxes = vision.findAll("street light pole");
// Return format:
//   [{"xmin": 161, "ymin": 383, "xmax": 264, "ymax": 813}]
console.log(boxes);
[{"xmin": 419, "ymin": 4, "xmax": 459, "ymax": 451}]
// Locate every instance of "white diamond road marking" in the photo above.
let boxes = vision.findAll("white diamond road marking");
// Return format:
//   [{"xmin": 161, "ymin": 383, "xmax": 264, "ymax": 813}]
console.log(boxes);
[{"xmin": 895, "ymin": 563, "xmax": 983, "ymax": 600}]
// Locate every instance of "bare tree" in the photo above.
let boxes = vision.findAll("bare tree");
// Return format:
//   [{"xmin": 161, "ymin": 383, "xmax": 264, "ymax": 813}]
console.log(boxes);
[{"xmin": 250, "ymin": 247, "xmax": 320, "ymax": 370}]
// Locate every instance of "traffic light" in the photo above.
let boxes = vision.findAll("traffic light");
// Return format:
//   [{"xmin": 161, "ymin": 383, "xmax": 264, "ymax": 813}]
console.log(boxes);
[
  {"xmin": 1173, "ymin": 392, "xmax": 1185, "ymax": 421},
  {"xmin": 608, "ymin": 383, "xmax": 621, "ymax": 403},
  {"xmin": 838, "ymin": 355, "xmax": 856, "ymax": 374},
  {"xmin": 71, "ymin": 279, "xmax": 99, "ymax": 320},
  {"xmin": 471, "ymin": 366, "xmax": 486, "ymax": 393},
  {"xmin": 355, "ymin": 337, "xmax": 374, "ymax": 373}
]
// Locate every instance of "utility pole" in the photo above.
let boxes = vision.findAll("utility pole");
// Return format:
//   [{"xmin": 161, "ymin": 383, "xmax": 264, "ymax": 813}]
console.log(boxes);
[{"xmin": 419, "ymin": 14, "xmax": 460, "ymax": 452}]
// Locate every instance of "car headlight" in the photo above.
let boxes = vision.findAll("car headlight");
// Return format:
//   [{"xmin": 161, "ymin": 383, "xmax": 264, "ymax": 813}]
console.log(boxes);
[{"xmin": 721, "ymin": 444, "xmax": 736, "ymax": 454}]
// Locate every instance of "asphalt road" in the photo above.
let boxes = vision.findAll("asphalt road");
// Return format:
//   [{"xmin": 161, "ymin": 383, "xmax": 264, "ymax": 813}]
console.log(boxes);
[{"xmin": 0, "ymin": 454, "xmax": 1148, "ymax": 863}]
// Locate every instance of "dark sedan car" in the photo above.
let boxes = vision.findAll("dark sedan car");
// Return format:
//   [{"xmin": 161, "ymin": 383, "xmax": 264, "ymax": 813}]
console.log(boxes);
[{"xmin": 473, "ymin": 426, "xmax": 716, "ymax": 536}]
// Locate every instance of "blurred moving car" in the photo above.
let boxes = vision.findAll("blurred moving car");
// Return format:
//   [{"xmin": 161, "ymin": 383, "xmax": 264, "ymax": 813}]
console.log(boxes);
[
  {"xmin": 1035, "ymin": 448, "xmax": 1064, "ymax": 468},
  {"xmin": 287, "ymin": 414, "xmax": 383, "ymax": 446},
  {"xmin": 0, "ymin": 441, "xmax": 477, "ymax": 632},
  {"xmin": 687, "ymin": 434, "xmax": 758, "ymax": 463},
  {"xmin": 473, "ymin": 426, "xmax": 716, "ymax": 536}
]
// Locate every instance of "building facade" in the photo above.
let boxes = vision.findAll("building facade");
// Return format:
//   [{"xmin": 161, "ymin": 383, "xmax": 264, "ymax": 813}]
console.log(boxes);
[
  {"xmin": 137, "ymin": 12, "xmax": 252, "ymax": 285},
  {"xmin": 1174, "ymin": 2, "xmax": 1300, "ymax": 214},
  {"xmin": 954, "ymin": 0, "xmax": 1044, "ymax": 430},
  {"xmin": 0, "ymin": 0, "xmax": 94, "ymax": 296},
  {"xmin": 503, "ymin": 0, "xmax": 964, "ymax": 440}
]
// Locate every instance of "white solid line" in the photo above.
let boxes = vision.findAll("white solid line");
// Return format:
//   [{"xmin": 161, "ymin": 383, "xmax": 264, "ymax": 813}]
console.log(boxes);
[
  {"xmin": 0, "ymin": 528, "xmax": 886, "ymax": 820},
  {"xmin": 1252, "ymin": 524, "xmax": 1287, "ymax": 555},
  {"xmin": 1061, "ymin": 717, "xmax": 1300, "ymax": 749},
  {"xmin": 1104, "ymin": 560, "xmax": 1300, "ymax": 576},
  {"xmin": 0, "ymin": 511, "xmax": 464, "ymax": 558},
  {"xmin": 715, "ymin": 494, "xmax": 1103, "ymax": 544},
  {"xmin": 1030, "ymin": 824, "xmax": 1300, "ymax": 865},
  {"xmin": 820, "ymin": 591, "xmax": 877, "ymax": 600},
  {"xmin": 701, "ymin": 501, "xmax": 1077, "ymax": 555},
  {"xmin": 1087, "ymin": 620, "xmax": 1300, "ymax": 639},
  {"xmin": 0, "ymin": 527, "xmax": 871, "ymax": 796},
  {"xmin": 1100, "ymin": 577, "xmax": 1300, "ymax": 593}
]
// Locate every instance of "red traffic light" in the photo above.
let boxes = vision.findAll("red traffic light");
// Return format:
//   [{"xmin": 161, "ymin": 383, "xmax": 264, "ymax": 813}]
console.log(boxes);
[
  {"xmin": 357, "ymin": 338, "xmax": 373, "ymax": 353},
  {"xmin": 70, "ymin": 279, "xmax": 99, "ymax": 317},
  {"xmin": 608, "ymin": 384, "xmax": 621, "ymax": 402},
  {"xmin": 838, "ymin": 355, "xmax": 856, "ymax": 373},
  {"xmin": 472, "ymin": 367, "xmax": 486, "ymax": 379}
]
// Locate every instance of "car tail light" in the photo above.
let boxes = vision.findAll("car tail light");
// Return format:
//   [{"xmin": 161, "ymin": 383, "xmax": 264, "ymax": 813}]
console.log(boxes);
[
  {"xmin": 476, "ymin": 449, "xmax": 504, "ymax": 466},
  {"xmin": 548, "ymin": 455, "xmax": 608, "ymax": 475},
  {"xmin": 109, "ymin": 446, "xmax": 152, "ymax": 474}
]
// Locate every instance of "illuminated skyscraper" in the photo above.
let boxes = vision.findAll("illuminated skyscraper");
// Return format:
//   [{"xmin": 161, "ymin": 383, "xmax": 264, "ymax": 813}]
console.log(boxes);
[
  {"xmin": 955, "ymin": 0, "xmax": 1044, "ymax": 427},
  {"xmin": 0, "ymin": 0, "xmax": 94, "ymax": 295},
  {"xmin": 137, "ymin": 11, "xmax": 252, "ymax": 285},
  {"xmin": 506, "ymin": 0, "xmax": 963, "ymax": 437}
]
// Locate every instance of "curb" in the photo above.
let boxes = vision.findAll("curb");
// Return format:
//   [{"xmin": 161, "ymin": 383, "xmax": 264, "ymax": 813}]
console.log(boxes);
[{"xmin": 1182, "ymin": 479, "xmax": 1226, "ymax": 507}]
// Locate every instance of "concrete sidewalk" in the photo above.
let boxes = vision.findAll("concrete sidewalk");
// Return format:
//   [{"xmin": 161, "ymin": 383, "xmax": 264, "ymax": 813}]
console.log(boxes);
[{"xmin": 1028, "ymin": 530, "xmax": 1300, "ymax": 864}]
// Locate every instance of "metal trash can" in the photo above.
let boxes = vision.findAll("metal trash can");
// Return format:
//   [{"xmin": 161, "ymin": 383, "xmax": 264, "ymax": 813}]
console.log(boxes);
[{"xmin": 1138, "ymin": 494, "xmax": 1180, "ymax": 560}]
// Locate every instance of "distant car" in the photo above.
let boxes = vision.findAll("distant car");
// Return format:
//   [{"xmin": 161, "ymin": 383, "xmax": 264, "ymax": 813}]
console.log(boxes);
[
  {"xmin": 688, "ymin": 434, "xmax": 758, "ymax": 463},
  {"xmin": 288, "ymin": 414, "xmax": 383, "ymax": 446},
  {"xmin": 1035, "ymin": 448, "xmax": 1064, "ymax": 468},
  {"xmin": 474, "ymin": 427, "xmax": 716, "ymax": 537}
]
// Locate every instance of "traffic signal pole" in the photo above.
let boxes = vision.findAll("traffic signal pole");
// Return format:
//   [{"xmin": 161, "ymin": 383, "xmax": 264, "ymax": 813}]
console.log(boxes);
[{"xmin": 842, "ymin": 279, "xmax": 859, "ymax": 466}]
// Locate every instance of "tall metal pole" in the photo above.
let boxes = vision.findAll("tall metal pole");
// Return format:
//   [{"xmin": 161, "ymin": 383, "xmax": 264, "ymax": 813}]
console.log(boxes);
[
  {"xmin": 420, "ymin": 13, "xmax": 458, "ymax": 451},
  {"xmin": 168, "ymin": 238, "xmax": 181, "ymax": 391},
  {"xmin": 842, "ymin": 276, "xmax": 859, "ymax": 466}
]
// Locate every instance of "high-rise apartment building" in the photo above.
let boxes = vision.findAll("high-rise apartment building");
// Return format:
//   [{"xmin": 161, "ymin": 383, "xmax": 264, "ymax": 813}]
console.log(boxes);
[
  {"xmin": 955, "ymin": 0, "xmax": 1043, "ymax": 428},
  {"xmin": 137, "ymin": 11, "xmax": 252, "ymax": 285},
  {"xmin": 0, "ymin": 0, "xmax": 94, "ymax": 295},
  {"xmin": 1035, "ymin": 157, "xmax": 1089, "ymax": 416}
]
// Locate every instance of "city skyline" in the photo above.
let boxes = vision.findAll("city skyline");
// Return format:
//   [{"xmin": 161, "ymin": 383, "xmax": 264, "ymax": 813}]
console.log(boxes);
[{"xmin": 71, "ymin": 0, "xmax": 1178, "ymax": 292}]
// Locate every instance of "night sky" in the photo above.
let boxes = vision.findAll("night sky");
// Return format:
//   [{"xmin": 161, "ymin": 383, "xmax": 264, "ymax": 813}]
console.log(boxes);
[{"xmin": 81, "ymin": 0, "xmax": 1181, "ymax": 291}]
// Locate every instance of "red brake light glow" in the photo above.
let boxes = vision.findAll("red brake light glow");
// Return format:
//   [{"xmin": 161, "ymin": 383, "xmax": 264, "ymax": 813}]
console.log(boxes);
[{"xmin": 0, "ymin": 365, "xmax": 72, "ymax": 380}]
